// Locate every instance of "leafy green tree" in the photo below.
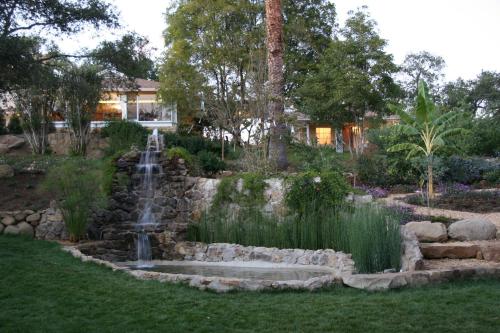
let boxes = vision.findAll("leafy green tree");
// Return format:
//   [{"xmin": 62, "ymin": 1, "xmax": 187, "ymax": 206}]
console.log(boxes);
[
  {"xmin": 400, "ymin": 51, "xmax": 445, "ymax": 102},
  {"xmin": 60, "ymin": 64, "xmax": 103, "ymax": 156},
  {"xmin": 0, "ymin": 0, "xmax": 117, "ymax": 92},
  {"xmin": 298, "ymin": 7, "xmax": 400, "ymax": 153},
  {"xmin": 14, "ymin": 66, "xmax": 60, "ymax": 154},
  {"xmin": 160, "ymin": 0, "xmax": 265, "ymax": 141},
  {"xmin": 388, "ymin": 81, "xmax": 466, "ymax": 200},
  {"xmin": 283, "ymin": 0, "xmax": 336, "ymax": 100},
  {"xmin": 159, "ymin": 0, "xmax": 337, "ymax": 133},
  {"xmin": 92, "ymin": 32, "xmax": 158, "ymax": 80}
]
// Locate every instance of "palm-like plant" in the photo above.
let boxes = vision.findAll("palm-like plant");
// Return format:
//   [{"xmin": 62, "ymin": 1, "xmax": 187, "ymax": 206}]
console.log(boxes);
[{"xmin": 388, "ymin": 81, "xmax": 466, "ymax": 200}]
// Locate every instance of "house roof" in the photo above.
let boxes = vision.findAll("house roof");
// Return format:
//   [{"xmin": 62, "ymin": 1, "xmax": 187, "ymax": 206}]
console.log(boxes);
[{"xmin": 102, "ymin": 77, "xmax": 160, "ymax": 93}]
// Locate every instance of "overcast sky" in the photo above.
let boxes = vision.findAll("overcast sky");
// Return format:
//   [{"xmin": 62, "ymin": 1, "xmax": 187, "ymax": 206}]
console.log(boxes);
[{"xmin": 58, "ymin": 0, "xmax": 500, "ymax": 81}]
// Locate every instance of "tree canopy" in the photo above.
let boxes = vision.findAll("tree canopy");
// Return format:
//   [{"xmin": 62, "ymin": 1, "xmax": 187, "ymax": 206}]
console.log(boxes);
[
  {"xmin": 159, "ymin": 0, "xmax": 337, "ymax": 130},
  {"xmin": 400, "ymin": 51, "xmax": 445, "ymax": 102},
  {"xmin": 298, "ymin": 8, "xmax": 400, "ymax": 125},
  {"xmin": 0, "ymin": 0, "xmax": 118, "ymax": 92}
]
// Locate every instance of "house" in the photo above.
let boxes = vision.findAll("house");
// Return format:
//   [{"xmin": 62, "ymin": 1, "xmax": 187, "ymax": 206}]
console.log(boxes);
[
  {"xmin": 52, "ymin": 78, "xmax": 178, "ymax": 131},
  {"xmin": 291, "ymin": 112, "xmax": 400, "ymax": 152}
]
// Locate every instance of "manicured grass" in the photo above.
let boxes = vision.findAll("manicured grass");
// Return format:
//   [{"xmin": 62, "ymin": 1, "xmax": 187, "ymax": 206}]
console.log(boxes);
[{"xmin": 1, "ymin": 236, "xmax": 500, "ymax": 333}]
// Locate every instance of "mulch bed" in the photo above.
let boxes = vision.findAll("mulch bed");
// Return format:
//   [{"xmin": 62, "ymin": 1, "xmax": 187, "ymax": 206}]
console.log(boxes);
[{"xmin": 405, "ymin": 190, "xmax": 499, "ymax": 213}]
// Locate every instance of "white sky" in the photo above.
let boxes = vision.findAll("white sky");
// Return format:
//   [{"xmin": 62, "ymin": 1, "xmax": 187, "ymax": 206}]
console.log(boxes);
[{"xmin": 58, "ymin": 0, "xmax": 500, "ymax": 81}]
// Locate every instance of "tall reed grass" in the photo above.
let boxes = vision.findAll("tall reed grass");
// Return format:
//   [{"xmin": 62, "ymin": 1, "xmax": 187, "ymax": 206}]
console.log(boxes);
[{"xmin": 187, "ymin": 204, "xmax": 401, "ymax": 273}]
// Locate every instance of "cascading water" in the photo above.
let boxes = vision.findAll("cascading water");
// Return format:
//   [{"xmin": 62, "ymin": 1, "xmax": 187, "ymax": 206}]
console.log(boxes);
[{"xmin": 136, "ymin": 128, "xmax": 164, "ymax": 267}]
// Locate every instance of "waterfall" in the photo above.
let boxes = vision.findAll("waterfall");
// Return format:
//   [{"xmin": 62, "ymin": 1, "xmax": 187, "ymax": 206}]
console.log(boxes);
[{"xmin": 135, "ymin": 128, "xmax": 164, "ymax": 267}]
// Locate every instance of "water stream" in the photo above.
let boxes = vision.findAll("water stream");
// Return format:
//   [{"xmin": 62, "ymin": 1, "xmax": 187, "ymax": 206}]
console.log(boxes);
[{"xmin": 136, "ymin": 128, "xmax": 164, "ymax": 267}]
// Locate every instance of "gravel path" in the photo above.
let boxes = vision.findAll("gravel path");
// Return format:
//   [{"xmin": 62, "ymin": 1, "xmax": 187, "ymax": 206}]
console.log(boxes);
[{"xmin": 381, "ymin": 193, "xmax": 500, "ymax": 230}]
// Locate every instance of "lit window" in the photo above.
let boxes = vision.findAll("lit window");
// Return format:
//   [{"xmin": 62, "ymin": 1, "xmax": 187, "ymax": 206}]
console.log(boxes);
[{"xmin": 316, "ymin": 127, "xmax": 332, "ymax": 145}]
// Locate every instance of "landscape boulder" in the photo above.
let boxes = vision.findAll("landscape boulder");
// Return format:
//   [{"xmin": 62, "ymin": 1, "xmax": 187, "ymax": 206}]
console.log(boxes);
[
  {"xmin": 17, "ymin": 222, "xmax": 34, "ymax": 237},
  {"xmin": 4, "ymin": 225, "xmax": 20, "ymax": 235},
  {"xmin": 448, "ymin": 218, "xmax": 497, "ymax": 241},
  {"xmin": 405, "ymin": 221, "xmax": 448, "ymax": 242},
  {"xmin": 400, "ymin": 226, "xmax": 424, "ymax": 271},
  {"xmin": 1, "ymin": 215, "xmax": 16, "ymax": 226},
  {"xmin": 0, "ymin": 164, "xmax": 14, "ymax": 178},
  {"xmin": 26, "ymin": 213, "xmax": 41, "ymax": 225},
  {"xmin": 0, "ymin": 223, "xmax": 4, "ymax": 234},
  {"xmin": 0, "ymin": 135, "xmax": 25, "ymax": 150}
]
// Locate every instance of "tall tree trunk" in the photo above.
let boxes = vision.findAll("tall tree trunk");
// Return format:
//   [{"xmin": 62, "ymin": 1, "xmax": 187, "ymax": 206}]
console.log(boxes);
[{"xmin": 265, "ymin": 0, "xmax": 287, "ymax": 170}]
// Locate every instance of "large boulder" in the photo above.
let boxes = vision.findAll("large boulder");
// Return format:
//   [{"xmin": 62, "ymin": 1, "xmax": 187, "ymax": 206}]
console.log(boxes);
[
  {"xmin": 35, "ymin": 220, "xmax": 69, "ymax": 240},
  {"xmin": 17, "ymin": 222, "xmax": 34, "ymax": 237},
  {"xmin": 405, "ymin": 221, "xmax": 448, "ymax": 242},
  {"xmin": 1, "ymin": 215, "xmax": 16, "ymax": 226},
  {"xmin": 420, "ymin": 243, "xmax": 481, "ymax": 259},
  {"xmin": 4, "ymin": 225, "xmax": 20, "ymax": 235},
  {"xmin": 0, "ymin": 223, "xmax": 4, "ymax": 234},
  {"xmin": 26, "ymin": 213, "xmax": 41, "ymax": 225},
  {"xmin": 0, "ymin": 164, "xmax": 14, "ymax": 178},
  {"xmin": 448, "ymin": 218, "xmax": 497, "ymax": 241},
  {"xmin": 0, "ymin": 135, "xmax": 25, "ymax": 150},
  {"xmin": 0, "ymin": 144, "xmax": 8, "ymax": 154}
]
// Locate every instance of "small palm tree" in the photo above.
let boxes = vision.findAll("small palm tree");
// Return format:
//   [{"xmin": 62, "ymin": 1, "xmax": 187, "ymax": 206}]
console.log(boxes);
[{"xmin": 388, "ymin": 80, "xmax": 466, "ymax": 201}]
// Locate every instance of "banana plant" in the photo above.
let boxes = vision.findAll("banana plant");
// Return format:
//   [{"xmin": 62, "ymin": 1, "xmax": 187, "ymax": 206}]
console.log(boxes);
[{"xmin": 388, "ymin": 80, "xmax": 466, "ymax": 201}]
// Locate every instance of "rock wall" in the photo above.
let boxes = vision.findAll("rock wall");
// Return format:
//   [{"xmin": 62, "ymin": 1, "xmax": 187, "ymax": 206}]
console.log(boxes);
[
  {"xmin": 0, "ymin": 201, "xmax": 68, "ymax": 240},
  {"xmin": 174, "ymin": 242, "xmax": 355, "ymax": 274}
]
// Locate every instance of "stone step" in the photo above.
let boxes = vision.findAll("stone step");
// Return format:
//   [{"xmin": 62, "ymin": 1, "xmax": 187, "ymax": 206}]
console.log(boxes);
[{"xmin": 420, "ymin": 243, "xmax": 481, "ymax": 259}]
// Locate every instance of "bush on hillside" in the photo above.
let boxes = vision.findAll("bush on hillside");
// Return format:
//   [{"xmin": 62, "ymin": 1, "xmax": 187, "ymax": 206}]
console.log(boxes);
[
  {"xmin": 43, "ymin": 159, "xmax": 106, "ymax": 241},
  {"xmin": 100, "ymin": 120, "xmax": 149, "ymax": 155},
  {"xmin": 286, "ymin": 170, "xmax": 350, "ymax": 215}
]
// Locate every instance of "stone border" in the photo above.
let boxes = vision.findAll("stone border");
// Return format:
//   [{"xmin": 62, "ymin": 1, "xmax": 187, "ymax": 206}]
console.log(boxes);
[
  {"xmin": 62, "ymin": 244, "xmax": 500, "ymax": 293},
  {"xmin": 62, "ymin": 246, "xmax": 342, "ymax": 292}
]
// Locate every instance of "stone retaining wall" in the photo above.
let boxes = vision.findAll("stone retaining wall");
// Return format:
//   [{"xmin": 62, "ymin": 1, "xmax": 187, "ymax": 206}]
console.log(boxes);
[
  {"xmin": 174, "ymin": 242, "xmax": 355, "ymax": 274},
  {"xmin": 0, "ymin": 201, "xmax": 67, "ymax": 240}
]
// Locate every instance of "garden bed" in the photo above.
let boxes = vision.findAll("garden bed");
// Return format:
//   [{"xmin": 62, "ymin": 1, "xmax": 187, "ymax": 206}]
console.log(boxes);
[{"xmin": 403, "ymin": 190, "xmax": 499, "ymax": 213}]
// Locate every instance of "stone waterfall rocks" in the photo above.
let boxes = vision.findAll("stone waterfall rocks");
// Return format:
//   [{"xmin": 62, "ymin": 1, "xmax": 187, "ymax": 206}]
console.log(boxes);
[{"xmin": 448, "ymin": 218, "xmax": 497, "ymax": 241}]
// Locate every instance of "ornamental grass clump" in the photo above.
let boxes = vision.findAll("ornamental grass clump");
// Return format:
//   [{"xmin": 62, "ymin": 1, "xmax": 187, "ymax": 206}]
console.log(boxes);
[{"xmin": 43, "ymin": 158, "xmax": 106, "ymax": 242}]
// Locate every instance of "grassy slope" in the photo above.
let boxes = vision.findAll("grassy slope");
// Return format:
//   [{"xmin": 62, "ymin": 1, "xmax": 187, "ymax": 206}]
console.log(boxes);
[{"xmin": 1, "ymin": 236, "xmax": 499, "ymax": 333}]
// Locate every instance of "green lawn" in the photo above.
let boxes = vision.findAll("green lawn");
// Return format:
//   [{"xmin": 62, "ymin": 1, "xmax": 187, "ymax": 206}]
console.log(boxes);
[{"xmin": 1, "ymin": 236, "xmax": 500, "ymax": 333}]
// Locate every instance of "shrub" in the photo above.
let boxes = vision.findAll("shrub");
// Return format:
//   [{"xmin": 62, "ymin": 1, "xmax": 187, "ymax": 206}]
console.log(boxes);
[
  {"xmin": 286, "ymin": 171, "xmax": 350, "ymax": 214},
  {"xmin": 197, "ymin": 150, "xmax": 225, "ymax": 175},
  {"xmin": 166, "ymin": 147, "xmax": 193, "ymax": 164},
  {"xmin": 468, "ymin": 117, "xmax": 500, "ymax": 157},
  {"xmin": 212, "ymin": 173, "xmax": 267, "ymax": 208},
  {"xmin": 442, "ymin": 155, "xmax": 496, "ymax": 184},
  {"xmin": 164, "ymin": 132, "xmax": 226, "ymax": 156},
  {"xmin": 43, "ymin": 158, "xmax": 105, "ymax": 241},
  {"xmin": 288, "ymin": 143, "xmax": 343, "ymax": 172},
  {"xmin": 188, "ymin": 204, "xmax": 401, "ymax": 273},
  {"xmin": 484, "ymin": 168, "xmax": 500, "ymax": 185},
  {"xmin": 100, "ymin": 120, "xmax": 149, "ymax": 155},
  {"xmin": 7, "ymin": 114, "xmax": 23, "ymax": 134}
]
